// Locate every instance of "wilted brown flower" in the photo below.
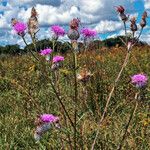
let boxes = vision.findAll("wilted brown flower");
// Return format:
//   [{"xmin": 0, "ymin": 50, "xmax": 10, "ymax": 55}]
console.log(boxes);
[
  {"xmin": 77, "ymin": 68, "xmax": 93, "ymax": 83},
  {"xmin": 130, "ymin": 17, "xmax": 137, "ymax": 32},
  {"xmin": 28, "ymin": 7, "xmax": 39, "ymax": 36}
]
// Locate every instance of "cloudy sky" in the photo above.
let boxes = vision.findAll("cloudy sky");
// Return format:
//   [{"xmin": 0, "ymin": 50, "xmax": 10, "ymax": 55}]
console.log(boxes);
[{"xmin": 0, "ymin": 0, "xmax": 150, "ymax": 47}]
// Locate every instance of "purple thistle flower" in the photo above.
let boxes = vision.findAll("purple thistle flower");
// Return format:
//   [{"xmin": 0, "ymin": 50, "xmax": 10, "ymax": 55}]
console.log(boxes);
[
  {"xmin": 13, "ymin": 22, "xmax": 27, "ymax": 36},
  {"xmin": 131, "ymin": 74, "xmax": 148, "ymax": 88},
  {"xmin": 53, "ymin": 55, "xmax": 64, "ymax": 63},
  {"xmin": 51, "ymin": 25, "xmax": 65, "ymax": 37},
  {"xmin": 34, "ymin": 114, "xmax": 60, "ymax": 141},
  {"xmin": 81, "ymin": 28, "xmax": 97, "ymax": 38},
  {"xmin": 40, "ymin": 114, "xmax": 59, "ymax": 123},
  {"xmin": 40, "ymin": 48, "xmax": 53, "ymax": 56}
]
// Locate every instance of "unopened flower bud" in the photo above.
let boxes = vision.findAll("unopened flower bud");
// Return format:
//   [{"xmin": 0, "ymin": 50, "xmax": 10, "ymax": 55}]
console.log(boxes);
[
  {"xmin": 130, "ymin": 17, "xmax": 137, "ymax": 32},
  {"xmin": 68, "ymin": 29, "xmax": 80, "ymax": 41},
  {"xmin": 68, "ymin": 18, "xmax": 80, "ymax": 41},
  {"xmin": 116, "ymin": 6, "xmax": 128, "ymax": 22},
  {"xmin": 140, "ymin": 11, "xmax": 148, "ymax": 28}
]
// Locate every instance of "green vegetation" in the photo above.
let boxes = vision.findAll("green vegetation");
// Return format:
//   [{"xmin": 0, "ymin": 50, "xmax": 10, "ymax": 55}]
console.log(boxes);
[{"xmin": 0, "ymin": 45, "xmax": 150, "ymax": 149}]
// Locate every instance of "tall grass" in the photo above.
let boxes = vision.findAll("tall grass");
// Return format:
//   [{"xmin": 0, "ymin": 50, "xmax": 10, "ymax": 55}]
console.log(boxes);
[{"xmin": 0, "ymin": 46, "xmax": 150, "ymax": 149}]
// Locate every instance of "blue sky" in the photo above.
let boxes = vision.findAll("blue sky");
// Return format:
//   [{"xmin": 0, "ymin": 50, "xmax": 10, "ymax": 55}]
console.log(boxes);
[{"xmin": 0, "ymin": 0, "xmax": 150, "ymax": 47}]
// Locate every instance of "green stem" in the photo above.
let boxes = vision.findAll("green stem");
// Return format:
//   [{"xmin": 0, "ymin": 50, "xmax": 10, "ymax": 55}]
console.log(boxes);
[
  {"xmin": 99, "ymin": 51, "xmax": 131, "ymax": 125},
  {"xmin": 31, "ymin": 35, "xmax": 38, "ymax": 52},
  {"xmin": 72, "ymin": 43, "xmax": 78, "ymax": 150},
  {"xmin": 49, "ymin": 77, "xmax": 75, "ymax": 130},
  {"xmin": 117, "ymin": 95, "xmax": 138, "ymax": 150},
  {"xmin": 22, "ymin": 36, "xmax": 39, "ymax": 61},
  {"xmin": 91, "ymin": 51, "xmax": 131, "ymax": 150}
]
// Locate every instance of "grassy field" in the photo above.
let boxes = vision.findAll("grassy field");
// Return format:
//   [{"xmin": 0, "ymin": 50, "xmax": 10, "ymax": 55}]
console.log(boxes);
[{"xmin": 0, "ymin": 46, "xmax": 150, "ymax": 149}]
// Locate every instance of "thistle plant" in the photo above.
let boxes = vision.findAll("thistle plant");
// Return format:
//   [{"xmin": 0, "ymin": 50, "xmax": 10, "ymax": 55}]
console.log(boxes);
[
  {"xmin": 11, "ymin": 18, "xmax": 39, "ymax": 60},
  {"xmin": 40, "ymin": 48, "xmax": 53, "ymax": 61},
  {"xmin": 91, "ymin": 6, "xmax": 148, "ymax": 150},
  {"xmin": 117, "ymin": 74, "xmax": 148, "ymax": 150},
  {"xmin": 9, "ymin": 4, "xmax": 149, "ymax": 150},
  {"xmin": 34, "ymin": 114, "xmax": 60, "ymax": 142},
  {"xmin": 81, "ymin": 28, "xmax": 97, "ymax": 51},
  {"xmin": 99, "ymin": 6, "xmax": 148, "ymax": 126}
]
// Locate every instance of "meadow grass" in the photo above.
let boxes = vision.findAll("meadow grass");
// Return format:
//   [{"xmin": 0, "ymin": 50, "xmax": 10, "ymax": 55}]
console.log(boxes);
[{"xmin": 0, "ymin": 46, "xmax": 150, "ymax": 149}]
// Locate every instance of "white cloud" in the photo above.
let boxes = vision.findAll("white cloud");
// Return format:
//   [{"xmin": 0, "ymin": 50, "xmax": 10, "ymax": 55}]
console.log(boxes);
[
  {"xmin": 95, "ymin": 20, "xmax": 123, "ymax": 33},
  {"xmin": 0, "ymin": 0, "xmax": 147, "ymax": 46},
  {"xmin": 144, "ymin": 0, "xmax": 150, "ymax": 9}
]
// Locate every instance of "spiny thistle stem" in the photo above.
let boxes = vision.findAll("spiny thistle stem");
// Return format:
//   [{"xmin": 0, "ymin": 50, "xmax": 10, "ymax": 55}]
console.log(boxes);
[
  {"xmin": 117, "ymin": 93, "xmax": 138, "ymax": 150},
  {"xmin": 124, "ymin": 22, "xmax": 127, "ymax": 43},
  {"xmin": 31, "ymin": 35, "xmax": 38, "ymax": 52},
  {"xmin": 73, "ymin": 49, "xmax": 78, "ymax": 150},
  {"xmin": 99, "ymin": 51, "xmax": 131, "ymax": 125},
  {"xmin": 22, "ymin": 36, "xmax": 39, "ymax": 61},
  {"xmin": 49, "ymin": 77, "xmax": 75, "ymax": 130},
  {"xmin": 91, "ymin": 51, "xmax": 131, "ymax": 150}
]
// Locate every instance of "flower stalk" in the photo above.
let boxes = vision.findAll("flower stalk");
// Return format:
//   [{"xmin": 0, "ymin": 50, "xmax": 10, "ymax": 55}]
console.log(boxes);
[{"xmin": 117, "ymin": 93, "xmax": 139, "ymax": 150}]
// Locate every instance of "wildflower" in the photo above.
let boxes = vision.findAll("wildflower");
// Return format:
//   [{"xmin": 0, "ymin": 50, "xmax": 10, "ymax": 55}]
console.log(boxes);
[
  {"xmin": 28, "ymin": 7, "xmax": 39, "ymax": 37},
  {"xmin": 81, "ymin": 28, "xmax": 97, "ymax": 47},
  {"xmin": 77, "ymin": 69, "xmax": 93, "ymax": 83},
  {"xmin": 51, "ymin": 25, "xmax": 65, "ymax": 40},
  {"xmin": 131, "ymin": 74, "xmax": 148, "ymax": 88},
  {"xmin": 140, "ymin": 11, "xmax": 148, "ymax": 28},
  {"xmin": 116, "ymin": 5, "xmax": 125, "ymax": 14},
  {"xmin": 52, "ymin": 55, "xmax": 64, "ymax": 63},
  {"xmin": 12, "ymin": 21, "xmax": 27, "ymax": 37},
  {"xmin": 81, "ymin": 28, "xmax": 97, "ymax": 39},
  {"xmin": 67, "ymin": 18, "xmax": 80, "ymax": 41},
  {"xmin": 34, "ymin": 114, "xmax": 60, "ymax": 141},
  {"xmin": 115, "ymin": 5, "xmax": 128, "ymax": 22},
  {"xmin": 51, "ymin": 55, "xmax": 64, "ymax": 70},
  {"xmin": 130, "ymin": 17, "xmax": 137, "ymax": 32},
  {"xmin": 70, "ymin": 18, "xmax": 80, "ymax": 30},
  {"xmin": 40, "ymin": 48, "xmax": 53, "ymax": 61}
]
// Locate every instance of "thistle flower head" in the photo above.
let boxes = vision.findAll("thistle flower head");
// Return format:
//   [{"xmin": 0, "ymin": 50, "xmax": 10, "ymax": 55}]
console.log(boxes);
[
  {"xmin": 131, "ymin": 74, "xmax": 148, "ymax": 88},
  {"xmin": 40, "ymin": 48, "xmax": 53, "ymax": 56},
  {"xmin": 69, "ymin": 18, "xmax": 80, "ymax": 30},
  {"xmin": 81, "ymin": 28, "xmax": 97, "ymax": 39},
  {"xmin": 53, "ymin": 55, "xmax": 64, "ymax": 63},
  {"xmin": 115, "ymin": 5, "xmax": 128, "ymax": 22},
  {"xmin": 51, "ymin": 25, "xmax": 65, "ymax": 37},
  {"xmin": 140, "ymin": 11, "xmax": 148, "ymax": 28},
  {"xmin": 13, "ymin": 21, "xmax": 27, "ymax": 36},
  {"xmin": 116, "ymin": 5, "xmax": 125, "ymax": 14},
  {"xmin": 130, "ymin": 16, "xmax": 137, "ymax": 32},
  {"xmin": 40, "ymin": 114, "xmax": 59, "ymax": 123},
  {"xmin": 34, "ymin": 114, "xmax": 60, "ymax": 141}
]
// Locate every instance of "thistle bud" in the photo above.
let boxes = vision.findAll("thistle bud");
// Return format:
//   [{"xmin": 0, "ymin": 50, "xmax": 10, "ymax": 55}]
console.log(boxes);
[
  {"xmin": 68, "ymin": 29, "xmax": 80, "ymax": 41},
  {"xmin": 130, "ymin": 17, "xmax": 137, "ymax": 32},
  {"xmin": 140, "ymin": 11, "xmax": 147, "ymax": 28},
  {"xmin": 116, "ymin": 6, "xmax": 128, "ymax": 22},
  {"xmin": 67, "ymin": 18, "xmax": 80, "ymax": 41}
]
